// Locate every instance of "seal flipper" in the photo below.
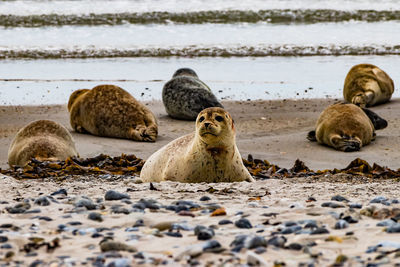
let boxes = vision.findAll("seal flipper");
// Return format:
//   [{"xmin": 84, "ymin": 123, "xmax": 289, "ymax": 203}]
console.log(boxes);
[
  {"xmin": 307, "ymin": 130, "xmax": 317, "ymax": 142},
  {"xmin": 361, "ymin": 108, "xmax": 388, "ymax": 130}
]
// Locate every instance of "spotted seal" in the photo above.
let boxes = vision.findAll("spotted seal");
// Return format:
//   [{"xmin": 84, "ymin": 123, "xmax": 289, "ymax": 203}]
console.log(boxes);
[
  {"xmin": 162, "ymin": 68, "xmax": 223, "ymax": 120},
  {"xmin": 344, "ymin": 63, "xmax": 394, "ymax": 107},
  {"xmin": 307, "ymin": 103, "xmax": 387, "ymax": 152},
  {"xmin": 68, "ymin": 84, "xmax": 158, "ymax": 142},
  {"xmin": 140, "ymin": 107, "xmax": 254, "ymax": 182},
  {"xmin": 8, "ymin": 120, "xmax": 78, "ymax": 166}
]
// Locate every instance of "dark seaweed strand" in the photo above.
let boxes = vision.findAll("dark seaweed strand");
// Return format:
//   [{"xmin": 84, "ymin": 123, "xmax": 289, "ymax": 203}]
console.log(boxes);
[
  {"xmin": 1, "ymin": 9, "xmax": 400, "ymax": 27},
  {"xmin": 0, "ymin": 45, "xmax": 400, "ymax": 59}
]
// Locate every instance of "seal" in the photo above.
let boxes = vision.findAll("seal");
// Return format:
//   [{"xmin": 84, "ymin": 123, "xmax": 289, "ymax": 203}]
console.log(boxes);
[
  {"xmin": 307, "ymin": 103, "xmax": 387, "ymax": 152},
  {"xmin": 343, "ymin": 63, "xmax": 394, "ymax": 107},
  {"xmin": 8, "ymin": 120, "xmax": 78, "ymax": 167},
  {"xmin": 68, "ymin": 84, "xmax": 158, "ymax": 142},
  {"xmin": 162, "ymin": 68, "xmax": 223, "ymax": 120},
  {"xmin": 140, "ymin": 107, "xmax": 254, "ymax": 183}
]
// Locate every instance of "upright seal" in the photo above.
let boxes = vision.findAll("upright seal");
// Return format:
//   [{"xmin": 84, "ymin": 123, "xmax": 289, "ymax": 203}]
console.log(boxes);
[
  {"xmin": 344, "ymin": 63, "xmax": 394, "ymax": 107},
  {"xmin": 307, "ymin": 103, "xmax": 387, "ymax": 152},
  {"xmin": 140, "ymin": 107, "xmax": 254, "ymax": 182},
  {"xmin": 8, "ymin": 120, "xmax": 78, "ymax": 166},
  {"xmin": 162, "ymin": 68, "xmax": 223, "ymax": 120},
  {"xmin": 68, "ymin": 84, "xmax": 158, "ymax": 142}
]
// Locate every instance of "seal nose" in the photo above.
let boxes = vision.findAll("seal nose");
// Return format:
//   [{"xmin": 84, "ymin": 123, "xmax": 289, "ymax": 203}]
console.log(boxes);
[
  {"xmin": 204, "ymin": 122, "xmax": 211, "ymax": 129},
  {"xmin": 344, "ymin": 141, "xmax": 360, "ymax": 152}
]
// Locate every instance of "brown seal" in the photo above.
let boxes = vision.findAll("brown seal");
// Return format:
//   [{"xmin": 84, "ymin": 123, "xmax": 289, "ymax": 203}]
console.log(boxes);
[
  {"xmin": 8, "ymin": 120, "xmax": 78, "ymax": 167},
  {"xmin": 307, "ymin": 103, "xmax": 387, "ymax": 152},
  {"xmin": 140, "ymin": 107, "xmax": 254, "ymax": 182},
  {"xmin": 343, "ymin": 63, "xmax": 394, "ymax": 107},
  {"xmin": 68, "ymin": 84, "xmax": 158, "ymax": 142}
]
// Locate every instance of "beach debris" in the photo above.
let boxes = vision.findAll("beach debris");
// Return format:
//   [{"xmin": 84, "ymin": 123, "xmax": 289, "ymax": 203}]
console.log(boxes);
[{"xmin": 210, "ymin": 207, "xmax": 226, "ymax": 216}]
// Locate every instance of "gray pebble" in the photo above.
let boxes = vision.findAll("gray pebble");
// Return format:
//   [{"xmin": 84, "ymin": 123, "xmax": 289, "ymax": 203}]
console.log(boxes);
[
  {"xmin": 281, "ymin": 225, "xmax": 302, "ymax": 234},
  {"xmin": 88, "ymin": 212, "xmax": 103, "ymax": 222},
  {"xmin": 267, "ymin": 236, "xmax": 287, "ymax": 248},
  {"xmin": 235, "ymin": 218, "xmax": 252, "ymax": 229},
  {"xmin": 331, "ymin": 195, "xmax": 349, "ymax": 202},
  {"xmin": 321, "ymin": 202, "xmax": 345, "ymax": 208},
  {"xmin": 50, "ymin": 188, "xmax": 67, "ymax": 196},
  {"xmin": 194, "ymin": 225, "xmax": 215, "ymax": 240},
  {"xmin": 377, "ymin": 219, "xmax": 397, "ymax": 227},
  {"xmin": 287, "ymin": 243, "xmax": 303, "ymax": 250},
  {"xmin": 6, "ymin": 202, "xmax": 31, "ymax": 214},
  {"xmin": 386, "ymin": 223, "xmax": 400, "ymax": 233},
  {"xmin": 349, "ymin": 203, "xmax": 362, "ymax": 209},
  {"xmin": 75, "ymin": 198, "xmax": 96, "ymax": 210},
  {"xmin": 218, "ymin": 219, "xmax": 233, "ymax": 225},
  {"xmin": 0, "ymin": 236, "xmax": 8, "ymax": 243},
  {"xmin": 199, "ymin": 196, "xmax": 211, "ymax": 201},
  {"xmin": 370, "ymin": 196, "xmax": 388, "ymax": 204},
  {"xmin": 334, "ymin": 220, "xmax": 349, "ymax": 229},
  {"xmin": 310, "ymin": 228, "xmax": 330, "ymax": 235},
  {"xmin": 34, "ymin": 196, "xmax": 50, "ymax": 206},
  {"xmin": 106, "ymin": 258, "xmax": 131, "ymax": 267},
  {"xmin": 104, "ymin": 190, "xmax": 130, "ymax": 201}
]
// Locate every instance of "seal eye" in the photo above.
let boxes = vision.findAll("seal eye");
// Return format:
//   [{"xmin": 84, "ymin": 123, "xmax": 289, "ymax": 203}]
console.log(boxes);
[
  {"xmin": 215, "ymin": 116, "xmax": 224, "ymax": 122},
  {"xmin": 199, "ymin": 116, "xmax": 205, "ymax": 122}
]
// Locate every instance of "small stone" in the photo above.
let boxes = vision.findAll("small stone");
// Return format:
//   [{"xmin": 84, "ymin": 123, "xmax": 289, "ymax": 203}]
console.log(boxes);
[
  {"xmin": 194, "ymin": 226, "xmax": 215, "ymax": 240},
  {"xmin": 106, "ymin": 258, "xmax": 131, "ymax": 267},
  {"xmin": 218, "ymin": 219, "xmax": 233, "ymax": 225},
  {"xmin": 247, "ymin": 251, "xmax": 268, "ymax": 266},
  {"xmin": 100, "ymin": 240, "xmax": 137, "ymax": 252},
  {"xmin": 281, "ymin": 225, "xmax": 302, "ymax": 234},
  {"xmin": 105, "ymin": 190, "xmax": 130, "ymax": 201},
  {"xmin": 386, "ymin": 223, "xmax": 400, "ymax": 233},
  {"xmin": 50, "ymin": 188, "xmax": 67, "ymax": 196},
  {"xmin": 75, "ymin": 198, "xmax": 96, "ymax": 210},
  {"xmin": 310, "ymin": 228, "xmax": 330, "ymax": 235},
  {"xmin": 287, "ymin": 243, "xmax": 303, "ymax": 250},
  {"xmin": 254, "ymin": 246, "xmax": 267, "ymax": 254},
  {"xmin": 377, "ymin": 219, "xmax": 397, "ymax": 227},
  {"xmin": 331, "ymin": 195, "xmax": 349, "ymax": 202},
  {"xmin": 370, "ymin": 196, "xmax": 388, "ymax": 204},
  {"xmin": 211, "ymin": 208, "xmax": 226, "ymax": 216},
  {"xmin": 342, "ymin": 215, "xmax": 358, "ymax": 224},
  {"xmin": 1, "ymin": 243, "xmax": 12, "ymax": 249},
  {"xmin": 88, "ymin": 212, "xmax": 103, "ymax": 222},
  {"xmin": 165, "ymin": 231, "xmax": 183, "ymax": 238},
  {"xmin": 67, "ymin": 221, "xmax": 82, "ymax": 226},
  {"xmin": 200, "ymin": 196, "xmax": 211, "ymax": 201},
  {"xmin": 349, "ymin": 203, "xmax": 362, "ymax": 209},
  {"xmin": 133, "ymin": 199, "xmax": 160, "ymax": 210},
  {"xmin": 34, "ymin": 196, "xmax": 50, "ymax": 206},
  {"xmin": 321, "ymin": 202, "xmax": 345, "ymax": 208},
  {"xmin": 0, "ymin": 236, "xmax": 8, "ymax": 243},
  {"xmin": 267, "ymin": 236, "xmax": 287, "ymax": 248},
  {"xmin": 202, "ymin": 240, "xmax": 224, "ymax": 253},
  {"xmin": 110, "ymin": 205, "xmax": 130, "ymax": 215},
  {"xmin": 235, "ymin": 218, "xmax": 252, "ymax": 229},
  {"xmin": 334, "ymin": 220, "xmax": 349, "ymax": 229},
  {"xmin": 133, "ymin": 219, "xmax": 145, "ymax": 227},
  {"xmin": 304, "ymin": 221, "xmax": 318, "ymax": 229},
  {"xmin": 6, "ymin": 202, "xmax": 31, "ymax": 214}
]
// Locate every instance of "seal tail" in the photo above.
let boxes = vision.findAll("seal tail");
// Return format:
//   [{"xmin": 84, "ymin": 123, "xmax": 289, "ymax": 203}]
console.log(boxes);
[
  {"xmin": 307, "ymin": 130, "xmax": 317, "ymax": 142},
  {"xmin": 361, "ymin": 108, "xmax": 388, "ymax": 130}
]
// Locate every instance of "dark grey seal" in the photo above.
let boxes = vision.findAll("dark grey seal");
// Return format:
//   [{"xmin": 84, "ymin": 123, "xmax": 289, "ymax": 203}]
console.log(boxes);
[{"xmin": 162, "ymin": 68, "xmax": 223, "ymax": 120}]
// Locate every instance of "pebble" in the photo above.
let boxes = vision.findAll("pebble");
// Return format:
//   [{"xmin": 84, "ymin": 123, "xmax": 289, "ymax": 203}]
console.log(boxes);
[
  {"xmin": 34, "ymin": 196, "xmax": 50, "ymax": 206},
  {"xmin": 370, "ymin": 196, "xmax": 388, "ymax": 204},
  {"xmin": 50, "ymin": 188, "xmax": 67, "ymax": 196},
  {"xmin": 321, "ymin": 202, "xmax": 345, "ymax": 208},
  {"xmin": 110, "ymin": 205, "xmax": 130, "ymax": 215},
  {"xmin": 165, "ymin": 231, "xmax": 183, "ymax": 238},
  {"xmin": 235, "ymin": 218, "xmax": 253, "ymax": 229},
  {"xmin": 6, "ymin": 202, "xmax": 31, "ymax": 214},
  {"xmin": 133, "ymin": 219, "xmax": 145, "ymax": 227},
  {"xmin": 247, "ymin": 251, "xmax": 268, "ymax": 266},
  {"xmin": 331, "ymin": 195, "xmax": 349, "ymax": 202},
  {"xmin": 267, "ymin": 236, "xmax": 287, "ymax": 248},
  {"xmin": 106, "ymin": 258, "xmax": 131, "ymax": 267},
  {"xmin": 104, "ymin": 190, "xmax": 130, "ymax": 201},
  {"xmin": 386, "ymin": 223, "xmax": 400, "ymax": 233},
  {"xmin": 218, "ymin": 219, "xmax": 233, "ymax": 225},
  {"xmin": 349, "ymin": 203, "xmax": 363, "ymax": 209},
  {"xmin": 281, "ymin": 225, "xmax": 302, "ymax": 234},
  {"xmin": 133, "ymin": 199, "xmax": 160, "ymax": 210},
  {"xmin": 334, "ymin": 220, "xmax": 349, "ymax": 229},
  {"xmin": 231, "ymin": 235, "xmax": 267, "ymax": 250},
  {"xmin": 202, "ymin": 240, "xmax": 224, "ymax": 253},
  {"xmin": 88, "ymin": 212, "xmax": 103, "ymax": 222},
  {"xmin": 376, "ymin": 219, "xmax": 397, "ymax": 227},
  {"xmin": 304, "ymin": 221, "xmax": 318, "ymax": 229},
  {"xmin": 199, "ymin": 196, "xmax": 211, "ymax": 201},
  {"xmin": 287, "ymin": 243, "xmax": 303, "ymax": 250},
  {"xmin": 75, "ymin": 198, "xmax": 97, "ymax": 210},
  {"xmin": 310, "ymin": 228, "xmax": 330, "ymax": 235},
  {"xmin": 342, "ymin": 215, "xmax": 358, "ymax": 224},
  {"xmin": 194, "ymin": 225, "xmax": 215, "ymax": 240},
  {"xmin": 100, "ymin": 240, "xmax": 137, "ymax": 252},
  {"xmin": 0, "ymin": 243, "xmax": 12, "ymax": 249},
  {"xmin": 0, "ymin": 236, "xmax": 8, "ymax": 243}
]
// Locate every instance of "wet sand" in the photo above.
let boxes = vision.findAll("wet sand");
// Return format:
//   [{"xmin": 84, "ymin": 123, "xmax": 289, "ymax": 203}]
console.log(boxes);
[{"xmin": 1, "ymin": 99, "xmax": 400, "ymax": 170}]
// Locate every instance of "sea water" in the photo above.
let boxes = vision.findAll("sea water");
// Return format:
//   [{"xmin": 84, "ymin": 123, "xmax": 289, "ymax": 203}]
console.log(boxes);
[{"xmin": 0, "ymin": 0, "xmax": 399, "ymax": 105}]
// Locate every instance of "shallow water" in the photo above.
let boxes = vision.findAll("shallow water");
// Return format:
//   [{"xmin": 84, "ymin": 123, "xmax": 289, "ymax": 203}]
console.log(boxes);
[
  {"xmin": 1, "ymin": 56, "xmax": 399, "ymax": 105},
  {"xmin": 0, "ymin": 0, "xmax": 399, "ymax": 105}
]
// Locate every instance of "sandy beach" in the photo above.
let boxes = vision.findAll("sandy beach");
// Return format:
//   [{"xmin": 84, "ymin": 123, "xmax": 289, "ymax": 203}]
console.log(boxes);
[{"xmin": 0, "ymin": 99, "xmax": 400, "ymax": 266}]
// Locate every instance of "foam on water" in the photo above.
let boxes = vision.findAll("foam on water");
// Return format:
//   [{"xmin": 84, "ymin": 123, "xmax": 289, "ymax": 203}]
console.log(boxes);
[{"xmin": 1, "ymin": 0, "xmax": 399, "ymax": 15}]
